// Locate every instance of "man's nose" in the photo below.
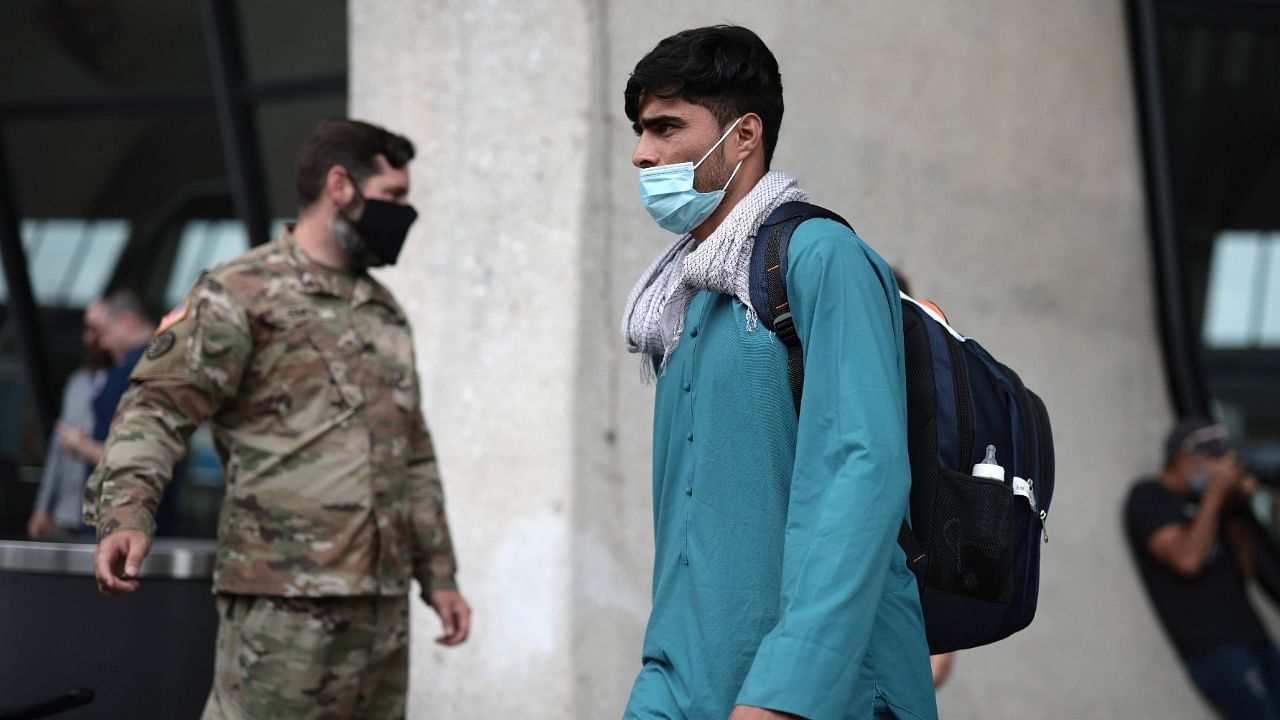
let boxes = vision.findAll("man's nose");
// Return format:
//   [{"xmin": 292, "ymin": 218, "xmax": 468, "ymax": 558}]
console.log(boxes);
[{"xmin": 632, "ymin": 136, "xmax": 657, "ymax": 169}]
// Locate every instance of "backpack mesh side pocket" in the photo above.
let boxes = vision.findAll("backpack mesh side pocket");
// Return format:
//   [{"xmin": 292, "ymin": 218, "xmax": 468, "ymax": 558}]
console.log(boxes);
[{"xmin": 925, "ymin": 467, "xmax": 1015, "ymax": 603}]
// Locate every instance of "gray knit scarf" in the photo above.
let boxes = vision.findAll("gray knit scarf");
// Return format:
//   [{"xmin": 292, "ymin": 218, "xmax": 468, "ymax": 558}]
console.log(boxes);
[{"xmin": 620, "ymin": 170, "xmax": 810, "ymax": 378}]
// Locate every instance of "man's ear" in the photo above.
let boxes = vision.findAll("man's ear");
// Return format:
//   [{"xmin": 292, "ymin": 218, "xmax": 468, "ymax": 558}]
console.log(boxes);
[
  {"xmin": 324, "ymin": 165, "xmax": 355, "ymax": 207},
  {"xmin": 732, "ymin": 113, "xmax": 764, "ymax": 162}
]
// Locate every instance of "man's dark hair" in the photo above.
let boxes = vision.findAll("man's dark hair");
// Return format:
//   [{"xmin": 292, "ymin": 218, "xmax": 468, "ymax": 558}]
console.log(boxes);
[
  {"xmin": 295, "ymin": 118, "xmax": 415, "ymax": 208},
  {"xmin": 624, "ymin": 25, "xmax": 784, "ymax": 168}
]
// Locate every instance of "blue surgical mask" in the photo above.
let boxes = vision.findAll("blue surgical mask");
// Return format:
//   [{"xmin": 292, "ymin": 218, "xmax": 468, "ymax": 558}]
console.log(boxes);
[{"xmin": 638, "ymin": 117, "xmax": 745, "ymax": 235}]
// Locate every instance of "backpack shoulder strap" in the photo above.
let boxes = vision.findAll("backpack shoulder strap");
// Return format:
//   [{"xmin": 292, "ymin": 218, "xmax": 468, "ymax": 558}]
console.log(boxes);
[{"xmin": 748, "ymin": 201, "xmax": 853, "ymax": 413}]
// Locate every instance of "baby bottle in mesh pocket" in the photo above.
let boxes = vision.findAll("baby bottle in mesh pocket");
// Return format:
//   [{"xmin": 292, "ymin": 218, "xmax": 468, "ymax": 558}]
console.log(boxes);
[{"xmin": 973, "ymin": 444, "xmax": 1004, "ymax": 482}]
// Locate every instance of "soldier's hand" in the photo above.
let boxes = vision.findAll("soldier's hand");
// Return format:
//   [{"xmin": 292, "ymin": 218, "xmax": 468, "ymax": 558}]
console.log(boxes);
[
  {"xmin": 93, "ymin": 529, "xmax": 152, "ymax": 597},
  {"xmin": 429, "ymin": 588, "xmax": 471, "ymax": 646}
]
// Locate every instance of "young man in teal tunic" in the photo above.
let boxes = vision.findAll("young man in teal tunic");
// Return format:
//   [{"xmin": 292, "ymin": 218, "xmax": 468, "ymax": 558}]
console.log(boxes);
[{"xmin": 619, "ymin": 26, "xmax": 937, "ymax": 720}]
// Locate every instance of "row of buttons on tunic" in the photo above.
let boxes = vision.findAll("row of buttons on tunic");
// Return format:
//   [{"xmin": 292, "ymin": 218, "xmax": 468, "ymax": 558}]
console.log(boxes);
[
  {"xmin": 682, "ymin": 323, "xmax": 700, "ymax": 563},
  {"xmin": 686, "ymin": 324, "xmax": 698, "ymax": 446}
]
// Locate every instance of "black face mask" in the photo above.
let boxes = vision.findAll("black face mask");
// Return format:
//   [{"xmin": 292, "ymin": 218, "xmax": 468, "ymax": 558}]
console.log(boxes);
[{"xmin": 340, "ymin": 184, "xmax": 419, "ymax": 267}]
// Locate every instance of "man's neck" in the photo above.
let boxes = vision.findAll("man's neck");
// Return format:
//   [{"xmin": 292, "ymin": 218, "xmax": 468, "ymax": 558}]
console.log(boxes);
[
  {"xmin": 690, "ymin": 166, "xmax": 766, "ymax": 243},
  {"xmin": 293, "ymin": 212, "xmax": 355, "ymax": 271},
  {"xmin": 113, "ymin": 332, "xmax": 153, "ymax": 363}
]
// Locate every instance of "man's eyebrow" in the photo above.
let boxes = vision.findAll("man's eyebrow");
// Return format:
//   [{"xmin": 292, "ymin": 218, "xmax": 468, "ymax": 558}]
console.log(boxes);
[{"xmin": 633, "ymin": 114, "xmax": 687, "ymax": 135}]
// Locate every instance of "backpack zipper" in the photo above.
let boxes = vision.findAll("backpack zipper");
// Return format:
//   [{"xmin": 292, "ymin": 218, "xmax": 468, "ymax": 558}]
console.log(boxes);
[{"xmin": 944, "ymin": 335, "xmax": 974, "ymax": 470}]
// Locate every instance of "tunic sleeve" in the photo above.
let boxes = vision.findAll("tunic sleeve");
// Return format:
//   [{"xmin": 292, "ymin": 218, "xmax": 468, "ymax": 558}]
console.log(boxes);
[{"xmin": 736, "ymin": 219, "xmax": 913, "ymax": 718}]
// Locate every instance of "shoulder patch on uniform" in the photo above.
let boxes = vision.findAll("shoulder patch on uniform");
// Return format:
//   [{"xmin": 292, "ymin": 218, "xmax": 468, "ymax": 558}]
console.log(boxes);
[
  {"xmin": 156, "ymin": 298, "xmax": 191, "ymax": 336},
  {"xmin": 145, "ymin": 331, "xmax": 177, "ymax": 360}
]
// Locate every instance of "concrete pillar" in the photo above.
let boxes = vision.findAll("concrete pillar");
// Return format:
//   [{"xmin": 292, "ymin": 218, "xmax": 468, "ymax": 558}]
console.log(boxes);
[{"xmin": 352, "ymin": 1, "xmax": 607, "ymax": 717}]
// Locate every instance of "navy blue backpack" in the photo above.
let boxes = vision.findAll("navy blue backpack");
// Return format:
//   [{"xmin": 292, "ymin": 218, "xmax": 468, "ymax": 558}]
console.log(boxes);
[{"xmin": 749, "ymin": 201, "xmax": 1055, "ymax": 653}]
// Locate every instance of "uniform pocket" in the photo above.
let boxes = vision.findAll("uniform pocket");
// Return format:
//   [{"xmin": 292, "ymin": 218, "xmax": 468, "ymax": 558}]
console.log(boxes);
[
  {"xmin": 302, "ymin": 323, "xmax": 366, "ymax": 410},
  {"xmin": 376, "ymin": 331, "xmax": 418, "ymax": 413},
  {"xmin": 247, "ymin": 309, "xmax": 363, "ymax": 435}
]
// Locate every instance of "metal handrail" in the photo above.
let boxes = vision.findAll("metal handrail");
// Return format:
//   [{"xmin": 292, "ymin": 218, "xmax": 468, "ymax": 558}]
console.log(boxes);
[{"xmin": 0, "ymin": 538, "xmax": 215, "ymax": 579}]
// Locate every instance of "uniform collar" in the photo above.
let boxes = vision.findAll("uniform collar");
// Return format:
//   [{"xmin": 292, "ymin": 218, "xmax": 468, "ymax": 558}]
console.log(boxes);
[{"xmin": 277, "ymin": 226, "xmax": 404, "ymax": 314}]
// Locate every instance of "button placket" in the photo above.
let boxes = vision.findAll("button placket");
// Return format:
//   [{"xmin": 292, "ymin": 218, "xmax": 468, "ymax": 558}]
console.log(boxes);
[{"xmin": 677, "ymin": 295, "xmax": 714, "ymax": 569}]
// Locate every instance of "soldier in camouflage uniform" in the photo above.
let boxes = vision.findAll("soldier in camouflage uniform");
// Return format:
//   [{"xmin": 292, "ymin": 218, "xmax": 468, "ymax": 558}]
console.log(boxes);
[{"xmin": 85, "ymin": 118, "xmax": 471, "ymax": 719}]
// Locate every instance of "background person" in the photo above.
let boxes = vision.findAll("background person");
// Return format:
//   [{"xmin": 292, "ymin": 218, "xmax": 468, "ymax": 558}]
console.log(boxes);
[
  {"xmin": 1125, "ymin": 417, "xmax": 1279, "ymax": 719},
  {"xmin": 57, "ymin": 290, "xmax": 156, "ymax": 469},
  {"xmin": 26, "ymin": 300, "xmax": 110, "ymax": 538}
]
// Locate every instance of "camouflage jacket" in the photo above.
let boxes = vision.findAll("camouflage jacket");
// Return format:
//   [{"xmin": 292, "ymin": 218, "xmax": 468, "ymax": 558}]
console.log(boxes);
[{"xmin": 84, "ymin": 229, "xmax": 457, "ymax": 598}]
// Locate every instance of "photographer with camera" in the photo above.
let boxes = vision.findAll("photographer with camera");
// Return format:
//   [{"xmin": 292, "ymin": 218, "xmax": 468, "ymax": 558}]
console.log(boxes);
[{"xmin": 1126, "ymin": 418, "xmax": 1277, "ymax": 719}]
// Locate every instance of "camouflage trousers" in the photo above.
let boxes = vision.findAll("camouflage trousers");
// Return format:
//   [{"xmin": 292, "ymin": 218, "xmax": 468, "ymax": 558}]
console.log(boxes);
[{"xmin": 201, "ymin": 594, "xmax": 409, "ymax": 720}]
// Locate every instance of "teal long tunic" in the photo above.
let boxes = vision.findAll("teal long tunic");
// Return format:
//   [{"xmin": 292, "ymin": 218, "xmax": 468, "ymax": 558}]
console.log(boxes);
[{"xmin": 623, "ymin": 219, "xmax": 938, "ymax": 720}]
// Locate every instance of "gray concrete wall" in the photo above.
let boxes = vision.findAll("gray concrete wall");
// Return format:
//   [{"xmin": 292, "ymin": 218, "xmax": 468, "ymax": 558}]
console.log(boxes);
[
  {"xmin": 352, "ymin": 1, "xmax": 595, "ymax": 716},
  {"xmin": 353, "ymin": 1, "xmax": 1213, "ymax": 718}
]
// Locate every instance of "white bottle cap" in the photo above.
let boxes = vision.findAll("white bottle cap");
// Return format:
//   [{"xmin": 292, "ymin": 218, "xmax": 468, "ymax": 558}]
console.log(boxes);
[{"xmin": 972, "ymin": 444, "xmax": 1005, "ymax": 482}]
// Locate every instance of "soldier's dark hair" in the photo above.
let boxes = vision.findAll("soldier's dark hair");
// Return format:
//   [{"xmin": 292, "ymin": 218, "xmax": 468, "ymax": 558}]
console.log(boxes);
[
  {"xmin": 102, "ymin": 289, "xmax": 153, "ymax": 326},
  {"xmin": 624, "ymin": 25, "xmax": 784, "ymax": 169},
  {"xmin": 295, "ymin": 118, "xmax": 415, "ymax": 208}
]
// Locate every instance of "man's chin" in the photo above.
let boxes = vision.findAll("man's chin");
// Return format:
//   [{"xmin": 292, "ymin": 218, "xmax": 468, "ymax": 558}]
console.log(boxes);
[{"xmin": 336, "ymin": 241, "xmax": 385, "ymax": 270}]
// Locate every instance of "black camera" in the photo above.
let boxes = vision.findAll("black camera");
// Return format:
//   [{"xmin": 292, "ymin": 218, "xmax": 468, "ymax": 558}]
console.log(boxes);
[{"xmin": 1244, "ymin": 446, "xmax": 1280, "ymax": 488}]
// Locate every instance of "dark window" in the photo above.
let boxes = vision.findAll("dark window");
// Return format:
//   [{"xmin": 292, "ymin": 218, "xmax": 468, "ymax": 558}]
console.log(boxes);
[
  {"xmin": 0, "ymin": 0, "xmax": 347, "ymax": 539},
  {"xmin": 1131, "ymin": 0, "xmax": 1280, "ymax": 473}
]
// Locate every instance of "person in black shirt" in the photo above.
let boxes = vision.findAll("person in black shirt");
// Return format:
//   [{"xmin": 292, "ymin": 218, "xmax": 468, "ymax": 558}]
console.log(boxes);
[{"xmin": 1126, "ymin": 417, "xmax": 1277, "ymax": 719}]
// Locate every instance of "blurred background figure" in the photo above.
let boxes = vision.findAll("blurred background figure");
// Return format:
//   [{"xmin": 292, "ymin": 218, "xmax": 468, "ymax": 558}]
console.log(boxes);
[
  {"xmin": 25, "ymin": 300, "xmax": 109, "ymax": 539},
  {"xmin": 1126, "ymin": 418, "xmax": 1279, "ymax": 719},
  {"xmin": 54, "ymin": 290, "xmax": 154, "ymax": 470},
  {"xmin": 51, "ymin": 289, "xmax": 191, "ymax": 535},
  {"xmin": 88, "ymin": 290, "xmax": 155, "ymax": 460}
]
